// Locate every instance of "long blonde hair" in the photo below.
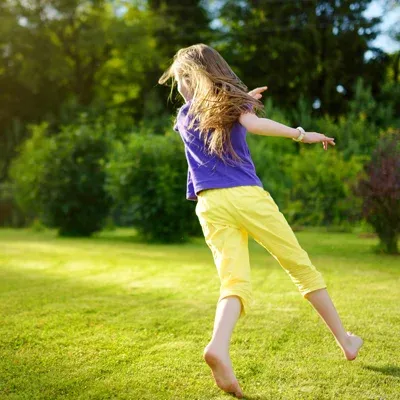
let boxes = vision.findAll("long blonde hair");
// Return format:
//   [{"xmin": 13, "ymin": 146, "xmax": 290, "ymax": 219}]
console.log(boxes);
[{"xmin": 159, "ymin": 44, "xmax": 264, "ymax": 165}]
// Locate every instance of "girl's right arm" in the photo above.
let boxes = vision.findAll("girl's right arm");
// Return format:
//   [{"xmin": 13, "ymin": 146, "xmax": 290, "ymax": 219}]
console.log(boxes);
[{"xmin": 239, "ymin": 112, "xmax": 335, "ymax": 149}]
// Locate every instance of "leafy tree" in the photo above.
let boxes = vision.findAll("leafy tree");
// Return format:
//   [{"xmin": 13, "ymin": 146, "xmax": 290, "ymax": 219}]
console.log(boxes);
[
  {"xmin": 0, "ymin": 0, "xmax": 118, "ymax": 182},
  {"xmin": 144, "ymin": 0, "xmax": 212, "ymax": 123},
  {"xmin": 215, "ymin": 0, "xmax": 387, "ymax": 116}
]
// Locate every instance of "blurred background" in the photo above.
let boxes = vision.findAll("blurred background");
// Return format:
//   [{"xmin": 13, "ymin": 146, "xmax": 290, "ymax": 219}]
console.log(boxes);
[{"xmin": 0, "ymin": 0, "xmax": 399, "ymax": 253}]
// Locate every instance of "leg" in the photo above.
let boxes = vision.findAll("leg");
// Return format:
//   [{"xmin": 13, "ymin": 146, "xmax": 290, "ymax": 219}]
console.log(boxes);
[
  {"xmin": 233, "ymin": 186, "xmax": 363, "ymax": 360},
  {"xmin": 198, "ymin": 219, "xmax": 251, "ymax": 398},
  {"xmin": 198, "ymin": 221, "xmax": 253, "ymax": 319},
  {"xmin": 203, "ymin": 296, "xmax": 244, "ymax": 398},
  {"xmin": 304, "ymin": 288, "xmax": 364, "ymax": 360}
]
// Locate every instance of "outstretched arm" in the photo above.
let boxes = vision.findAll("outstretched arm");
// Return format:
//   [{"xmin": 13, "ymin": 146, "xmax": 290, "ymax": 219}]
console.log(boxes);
[
  {"xmin": 239, "ymin": 112, "xmax": 335, "ymax": 150},
  {"xmin": 246, "ymin": 85, "xmax": 335, "ymax": 150}
]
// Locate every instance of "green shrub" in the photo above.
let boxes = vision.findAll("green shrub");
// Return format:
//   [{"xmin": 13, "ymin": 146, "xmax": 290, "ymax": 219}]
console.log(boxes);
[
  {"xmin": 0, "ymin": 181, "xmax": 26, "ymax": 227},
  {"xmin": 248, "ymin": 96, "xmax": 382, "ymax": 229},
  {"xmin": 314, "ymin": 112, "xmax": 379, "ymax": 161},
  {"xmin": 9, "ymin": 123, "xmax": 52, "ymax": 220},
  {"xmin": 105, "ymin": 131, "xmax": 201, "ymax": 243},
  {"xmin": 30, "ymin": 217, "xmax": 47, "ymax": 232},
  {"xmin": 10, "ymin": 120, "xmax": 113, "ymax": 236},
  {"xmin": 247, "ymin": 97, "xmax": 297, "ymax": 206},
  {"xmin": 279, "ymin": 146, "xmax": 368, "ymax": 226},
  {"xmin": 353, "ymin": 128, "xmax": 400, "ymax": 254}
]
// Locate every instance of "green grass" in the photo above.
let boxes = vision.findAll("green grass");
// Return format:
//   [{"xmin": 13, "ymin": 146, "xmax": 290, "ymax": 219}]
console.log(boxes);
[{"xmin": 0, "ymin": 227, "xmax": 399, "ymax": 400}]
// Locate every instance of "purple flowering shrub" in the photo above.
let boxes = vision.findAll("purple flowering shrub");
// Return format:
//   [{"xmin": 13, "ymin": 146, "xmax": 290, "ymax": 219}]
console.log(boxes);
[{"xmin": 353, "ymin": 129, "xmax": 400, "ymax": 254}]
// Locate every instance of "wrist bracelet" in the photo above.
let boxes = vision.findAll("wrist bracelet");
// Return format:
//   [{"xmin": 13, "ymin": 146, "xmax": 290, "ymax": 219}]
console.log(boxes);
[{"xmin": 292, "ymin": 126, "xmax": 305, "ymax": 142}]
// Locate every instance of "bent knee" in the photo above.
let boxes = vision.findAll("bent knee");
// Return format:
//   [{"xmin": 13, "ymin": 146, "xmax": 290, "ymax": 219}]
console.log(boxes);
[{"xmin": 219, "ymin": 285, "xmax": 253, "ymax": 318}]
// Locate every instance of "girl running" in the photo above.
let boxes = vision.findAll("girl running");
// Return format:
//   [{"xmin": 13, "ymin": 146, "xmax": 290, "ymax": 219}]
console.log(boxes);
[{"xmin": 159, "ymin": 43, "xmax": 363, "ymax": 399}]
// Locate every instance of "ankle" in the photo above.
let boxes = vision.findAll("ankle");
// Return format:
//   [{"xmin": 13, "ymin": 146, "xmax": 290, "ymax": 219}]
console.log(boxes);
[
  {"xmin": 337, "ymin": 333, "xmax": 352, "ymax": 348},
  {"xmin": 205, "ymin": 341, "xmax": 230, "ymax": 354}
]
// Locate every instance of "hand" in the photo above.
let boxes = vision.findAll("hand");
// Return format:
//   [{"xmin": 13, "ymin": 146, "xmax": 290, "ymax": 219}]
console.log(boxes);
[
  {"xmin": 302, "ymin": 132, "xmax": 336, "ymax": 151},
  {"xmin": 248, "ymin": 86, "xmax": 268, "ymax": 100}
]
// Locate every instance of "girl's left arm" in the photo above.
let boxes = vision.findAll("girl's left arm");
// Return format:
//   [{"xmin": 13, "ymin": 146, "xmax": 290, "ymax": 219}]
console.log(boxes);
[
  {"xmin": 245, "ymin": 85, "xmax": 335, "ymax": 150},
  {"xmin": 239, "ymin": 113, "xmax": 335, "ymax": 150}
]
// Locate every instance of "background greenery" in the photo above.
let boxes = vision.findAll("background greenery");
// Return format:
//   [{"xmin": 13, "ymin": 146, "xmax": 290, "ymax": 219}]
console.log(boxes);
[{"xmin": 0, "ymin": 0, "xmax": 399, "ymax": 250}]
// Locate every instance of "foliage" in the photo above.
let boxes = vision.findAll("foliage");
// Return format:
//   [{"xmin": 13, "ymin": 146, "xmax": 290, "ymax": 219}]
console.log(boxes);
[
  {"xmin": 247, "ymin": 97, "xmax": 297, "ymax": 206},
  {"xmin": 2, "ymin": 0, "xmax": 399, "ymax": 239},
  {"xmin": 280, "ymin": 146, "xmax": 367, "ymax": 227},
  {"xmin": 105, "ymin": 130, "xmax": 202, "ymax": 243},
  {"xmin": 0, "ymin": 180, "xmax": 26, "ymax": 227},
  {"xmin": 248, "ymin": 97, "xmax": 371, "ymax": 228},
  {"xmin": 216, "ymin": 0, "xmax": 386, "ymax": 116},
  {"xmin": 10, "ymin": 119, "xmax": 113, "ymax": 236},
  {"xmin": 348, "ymin": 77, "xmax": 400, "ymax": 129},
  {"xmin": 1, "ymin": 0, "xmax": 398, "ymax": 187},
  {"xmin": 9, "ymin": 123, "xmax": 52, "ymax": 219},
  {"xmin": 353, "ymin": 128, "xmax": 400, "ymax": 254}
]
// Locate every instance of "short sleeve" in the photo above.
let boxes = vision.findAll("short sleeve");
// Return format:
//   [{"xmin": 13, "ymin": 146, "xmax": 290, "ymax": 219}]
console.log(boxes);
[{"xmin": 243, "ymin": 103, "xmax": 254, "ymax": 113}]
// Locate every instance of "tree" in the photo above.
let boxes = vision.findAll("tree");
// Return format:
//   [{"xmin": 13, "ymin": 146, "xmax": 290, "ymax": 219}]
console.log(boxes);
[
  {"xmin": 215, "ymin": 0, "xmax": 386, "ymax": 117},
  {"xmin": 0, "ymin": 0, "xmax": 117, "ymax": 182},
  {"xmin": 144, "ymin": 0, "xmax": 212, "ymax": 122}
]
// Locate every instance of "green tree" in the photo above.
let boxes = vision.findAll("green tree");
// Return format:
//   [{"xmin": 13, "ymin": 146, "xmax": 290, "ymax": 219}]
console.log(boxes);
[
  {"xmin": 215, "ymin": 0, "xmax": 387, "ymax": 116},
  {"xmin": 144, "ymin": 0, "xmax": 212, "ymax": 124},
  {"xmin": 0, "ymin": 0, "xmax": 118, "ymax": 182}
]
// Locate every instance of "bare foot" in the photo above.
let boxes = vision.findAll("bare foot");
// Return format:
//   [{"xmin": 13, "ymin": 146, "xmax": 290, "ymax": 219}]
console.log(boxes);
[
  {"xmin": 340, "ymin": 331, "xmax": 364, "ymax": 361},
  {"xmin": 203, "ymin": 344, "xmax": 244, "ymax": 398}
]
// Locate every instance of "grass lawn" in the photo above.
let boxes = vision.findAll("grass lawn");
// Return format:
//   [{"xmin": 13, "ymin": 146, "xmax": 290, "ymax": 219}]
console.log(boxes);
[{"xmin": 0, "ymin": 227, "xmax": 399, "ymax": 400}]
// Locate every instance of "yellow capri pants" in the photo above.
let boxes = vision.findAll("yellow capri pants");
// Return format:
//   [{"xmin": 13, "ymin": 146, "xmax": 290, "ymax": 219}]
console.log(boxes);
[{"xmin": 195, "ymin": 185, "xmax": 327, "ymax": 319}]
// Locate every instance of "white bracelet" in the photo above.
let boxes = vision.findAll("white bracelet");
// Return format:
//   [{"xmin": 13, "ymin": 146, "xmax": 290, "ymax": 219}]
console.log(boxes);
[{"xmin": 292, "ymin": 126, "xmax": 305, "ymax": 142}]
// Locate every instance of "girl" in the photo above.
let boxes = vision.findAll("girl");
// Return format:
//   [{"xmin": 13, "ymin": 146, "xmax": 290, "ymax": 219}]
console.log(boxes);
[{"xmin": 159, "ymin": 44, "xmax": 363, "ymax": 399}]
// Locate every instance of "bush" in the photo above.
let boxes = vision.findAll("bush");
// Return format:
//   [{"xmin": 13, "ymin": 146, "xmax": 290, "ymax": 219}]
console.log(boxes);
[
  {"xmin": 353, "ymin": 128, "xmax": 400, "ymax": 254},
  {"xmin": 248, "ymin": 98, "xmax": 369, "ymax": 227},
  {"xmin": 247, "ymin": 97, "xmax": 297, "ymax": 206},
  {"xmin": 105, "ymin": 130, "xmax": 202, "ymax": 243},
  {"xmin": 10, "ymin": 119, "xmax": 113, "ymax": 236},
  {"xmin": 314, "ymin": 112, "xmax": 379, "ymax": 161},
  {"xmin": 0, "ymin": 181, "xmax": 26, "ymax": 227},
  {"xmin": 9, "ymin": 123, "xmax": 52, "ymax": 221},
  {"xmin": 279, "ymin": 146, "xmax": 367, "ymax": 227}
]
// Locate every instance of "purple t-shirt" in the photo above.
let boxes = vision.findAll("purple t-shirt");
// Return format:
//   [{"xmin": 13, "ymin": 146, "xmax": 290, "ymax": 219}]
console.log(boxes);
[{"xmin": 174, "ymin": 99, "xmax": 264, "ymax": 201}]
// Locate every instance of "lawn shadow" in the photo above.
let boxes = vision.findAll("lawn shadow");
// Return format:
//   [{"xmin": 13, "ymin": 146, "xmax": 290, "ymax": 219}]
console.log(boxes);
[
  {"xmin": 241, "ymin": 394, "xmax": 270, "ymax": 400},
  {"xmin": 362, "ymin": 364, "xmax": 400, "ymax": 378}
]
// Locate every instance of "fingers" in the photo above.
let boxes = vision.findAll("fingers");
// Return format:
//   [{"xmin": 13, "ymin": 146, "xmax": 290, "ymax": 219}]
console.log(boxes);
[
  {"xmin": 248, "ymin": 86, "xmax": 268, "ymax": 98},
  {"xmin": 305, "ymin": 132, "xmax": 335, "ymax": 149},
  {"xmin": 322, "ymin": 136, "xmax": 335, "ymax": 150},
  {"xmin": 255, "ymin": 86, "xmax": 268, "ymax": 94}
]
